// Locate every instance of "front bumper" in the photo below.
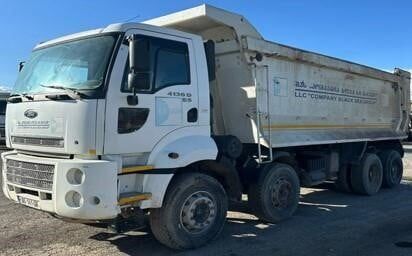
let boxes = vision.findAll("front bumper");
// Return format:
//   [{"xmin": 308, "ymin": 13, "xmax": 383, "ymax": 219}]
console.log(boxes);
[{"xmin": 1, "ymin": 151, "xmax": 119, "ymax": 220}]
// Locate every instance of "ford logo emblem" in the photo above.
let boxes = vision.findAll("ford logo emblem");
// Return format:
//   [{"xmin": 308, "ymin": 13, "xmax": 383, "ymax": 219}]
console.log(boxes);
[{"xmin": 24, "ymin": 109, "xmax": 38, "ymax": 119}]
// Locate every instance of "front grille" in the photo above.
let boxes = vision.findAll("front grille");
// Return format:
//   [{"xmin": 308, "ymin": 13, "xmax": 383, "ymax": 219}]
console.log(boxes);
[
  {"xmin": 12, "ymin": 136, "xmax": 64, "ymax": 148},
  {"xmin": 6, "ymin": 159, "xmax": 55, "ymax": 191}
]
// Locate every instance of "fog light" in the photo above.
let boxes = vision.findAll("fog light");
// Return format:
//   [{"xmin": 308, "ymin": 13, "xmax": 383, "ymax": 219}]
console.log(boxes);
[
  {"xmin": 66, "ymin": 168, "xmax": 84, "ymax": 185},
  {"xmin": 65, "ymin": 191, "xmax": 83, "ymax": 208}
]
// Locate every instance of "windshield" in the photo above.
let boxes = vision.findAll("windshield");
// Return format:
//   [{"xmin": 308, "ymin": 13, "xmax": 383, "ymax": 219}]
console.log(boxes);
[{"xmin": 13, "ymin": 34, "xmax": 118, "ymax": 95}]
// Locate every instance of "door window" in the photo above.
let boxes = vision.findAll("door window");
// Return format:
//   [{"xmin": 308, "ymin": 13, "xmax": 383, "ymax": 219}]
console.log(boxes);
[{"xmin": 121, "ymin": 35, "xmax": 190, "ymax": 93}]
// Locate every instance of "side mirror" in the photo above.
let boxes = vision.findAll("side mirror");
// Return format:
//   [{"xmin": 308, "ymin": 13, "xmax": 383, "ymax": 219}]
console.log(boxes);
[
  {"xmin": 18, "ymin": 61, "xmax": 25, "ymax": 72},
  {"xmin": 128, "ymin": 35, "xmax": 151, "ymax": 92}
]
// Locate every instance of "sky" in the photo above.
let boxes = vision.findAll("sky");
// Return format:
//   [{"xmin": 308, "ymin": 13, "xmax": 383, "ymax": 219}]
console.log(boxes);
[{"xmin": 0, "ymin": 0, "xmax": 411, "ymax": 89}]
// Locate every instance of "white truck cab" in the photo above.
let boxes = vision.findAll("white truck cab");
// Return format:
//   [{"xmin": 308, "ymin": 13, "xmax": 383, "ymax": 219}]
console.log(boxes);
[
  {"xmin": 2, "ymin": 5, "xmax": 410, "ymax": 250},
  {"xmin": 3, "ymin": 21, "xmax": 217, "ymax": 216}
]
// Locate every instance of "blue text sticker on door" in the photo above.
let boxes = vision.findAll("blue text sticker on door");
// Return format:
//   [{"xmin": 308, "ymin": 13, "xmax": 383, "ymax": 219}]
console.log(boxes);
[{"xmin": 273, "ymin": 77, "xmax": 288, "ymax": 97}]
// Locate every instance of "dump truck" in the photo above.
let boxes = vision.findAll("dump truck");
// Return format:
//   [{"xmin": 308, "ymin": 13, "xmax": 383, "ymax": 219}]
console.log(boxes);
[{"xmin": 2, "ymin": 5, "xmax": 410, "ymax": 249}]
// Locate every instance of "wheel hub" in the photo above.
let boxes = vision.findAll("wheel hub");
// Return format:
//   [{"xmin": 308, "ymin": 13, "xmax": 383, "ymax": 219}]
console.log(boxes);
[
  {"xmin": 368, "ymin": 164, "xmax": 381, "ymax": 186},
  {"xmin": 271, "ymin": 178, "xmax": 292, "ymax": 208},
  {"xmin": 390, "ymin": 161, "xmax": 402, "ymax": 181},
  {"xmin": 180, "ymin": 191, "xmax": 216, "ymax": 234}
]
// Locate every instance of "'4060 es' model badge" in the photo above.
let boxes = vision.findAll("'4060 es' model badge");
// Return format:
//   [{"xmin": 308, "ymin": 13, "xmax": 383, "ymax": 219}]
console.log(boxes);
[{"xmin": 24, "ymin": 109, "xmax": 38, "ymax": 119}]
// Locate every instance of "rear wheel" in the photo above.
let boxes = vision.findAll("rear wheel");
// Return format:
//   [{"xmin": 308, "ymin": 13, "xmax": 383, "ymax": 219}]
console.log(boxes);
[
  {"xmin": 149, "ymin": 173, "xmax": 228, "ymax": 250},
  {"xmin": 351, "ymin": 153, "xmax": 383, "ymax": 195},
  {"xmin": 248, "ymin": 163, "xmax": 300, "ymax": 223},
  {"xmin": 379, "ymin": 150, "xmax": 403, "ymax": 188}
]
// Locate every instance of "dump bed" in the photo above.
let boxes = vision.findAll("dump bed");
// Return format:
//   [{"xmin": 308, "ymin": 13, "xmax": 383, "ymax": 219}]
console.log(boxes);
[{"xmin": 146, "ymin": 5, "xmax": 411, "ymax": 148}]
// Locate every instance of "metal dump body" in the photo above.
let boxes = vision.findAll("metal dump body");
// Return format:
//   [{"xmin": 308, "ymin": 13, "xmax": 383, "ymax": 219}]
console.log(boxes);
[
  {"xmin": 244, "ymin": 38, "xmax": 411, "ymax": 147},
  {"xmin": 146, "ymin": 5, "xmax": 411, "ymax": 148}
]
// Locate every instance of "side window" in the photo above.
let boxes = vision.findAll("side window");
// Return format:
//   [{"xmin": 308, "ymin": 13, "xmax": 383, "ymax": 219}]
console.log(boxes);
[
  {"xmin": 121, "ymin": 35, "xmax": 190, "ymax": 93},
  {"xmin": 154, "ymin": 46, "xmax": 190, "ymax": 90}
]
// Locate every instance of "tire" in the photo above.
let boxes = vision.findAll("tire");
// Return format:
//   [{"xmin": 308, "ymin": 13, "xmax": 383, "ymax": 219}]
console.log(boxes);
[
  {"xmin": 379, "ymin": 150, "xmax": 403, "ymax": 188},
  {"xmin": 248, "ymin": 163, "xmax": 300, "ymax": 223},
  {"xmin": 334, "ymin": 164, "xmax": 353, "ymax": 193},
  {"xmin": 351, "ymin": 153, "xmax": 383, "ymax": 195},
  {"xmin": 149, "ymin": 173, "xmax": 228, "ymax": 250}
]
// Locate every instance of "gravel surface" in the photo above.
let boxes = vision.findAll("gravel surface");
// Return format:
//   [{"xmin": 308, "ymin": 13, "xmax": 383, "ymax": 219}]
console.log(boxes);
[{"xmin": 1, "ymin": 147, "xmax": 412, "ymax": 256}]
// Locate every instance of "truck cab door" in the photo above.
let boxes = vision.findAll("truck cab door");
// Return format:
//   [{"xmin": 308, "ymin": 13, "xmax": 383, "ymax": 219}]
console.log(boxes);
[{"xmin": 103, "ymin": 29, "xmax": 199, "ymax": 156}]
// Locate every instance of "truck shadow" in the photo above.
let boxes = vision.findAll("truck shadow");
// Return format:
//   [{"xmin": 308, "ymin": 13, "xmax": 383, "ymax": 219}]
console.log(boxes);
[{"xmin": 88, "ymin": 182, "xmax": 411, "ymax": 256}]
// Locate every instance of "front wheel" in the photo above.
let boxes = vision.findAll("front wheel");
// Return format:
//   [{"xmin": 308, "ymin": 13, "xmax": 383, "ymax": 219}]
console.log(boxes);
[
  {"xmin": 248, "ymin": 163, "xmax": 300, "ymax": 223},
  {"xmin": 149, "ymin": 173, "xmax": 228, "ymax": 250}
]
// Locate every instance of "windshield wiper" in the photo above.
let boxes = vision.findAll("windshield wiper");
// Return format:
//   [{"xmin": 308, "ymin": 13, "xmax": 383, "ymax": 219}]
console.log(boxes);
[
  {"xmin": 40, "ymin": 84, "xmax": 83, "ymax": 100},
  {"xmin": 8, "ymin": 93, "xmax": 34, "ymax": 103}
]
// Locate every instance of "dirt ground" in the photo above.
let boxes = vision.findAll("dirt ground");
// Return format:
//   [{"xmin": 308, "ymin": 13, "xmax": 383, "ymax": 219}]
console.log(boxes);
[{"xmin": 1, "ymin": 147, "xmax": 412, "ymax": 256}]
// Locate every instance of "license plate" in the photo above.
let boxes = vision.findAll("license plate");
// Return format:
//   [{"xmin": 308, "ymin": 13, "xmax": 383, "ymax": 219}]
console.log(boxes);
[{"xmin": 17, "ymin": 196, "xmax": 39, "ymax": 209}]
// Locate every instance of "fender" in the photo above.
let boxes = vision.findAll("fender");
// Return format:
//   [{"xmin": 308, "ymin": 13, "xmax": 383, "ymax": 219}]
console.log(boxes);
[
  {"xmin": 140, "ymin": 126, "xmax": 218, "ymax": 209},
  {"xmin": 140, "ymin": 173, "xmax": 174, "ymax": 209},
  {"xmin": 147, "ymin": 126, "xmax": 218, "ymax": 168}
]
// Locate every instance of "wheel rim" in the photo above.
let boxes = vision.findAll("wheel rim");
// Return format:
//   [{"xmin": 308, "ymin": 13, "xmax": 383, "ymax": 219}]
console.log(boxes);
[
  {"xmin": 390, "ymin": 159, "xmax": 402, "ymax": 183},
  {"xmin": 368, "ymin": 163, "xmax": 381, "ymax": 188},
  {"xmin": 270, "ymin": 177, "xmax": 293, "ymax": 208},
  {"xmin": 180, "ymin": 191, "xmax": 217, "ymax": 234}
]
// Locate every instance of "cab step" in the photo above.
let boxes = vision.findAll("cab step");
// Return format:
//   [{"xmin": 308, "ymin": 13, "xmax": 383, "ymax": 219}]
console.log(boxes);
[{"xmin": 118, "ymin": 192, "xmax": 151, "ymax": 206}]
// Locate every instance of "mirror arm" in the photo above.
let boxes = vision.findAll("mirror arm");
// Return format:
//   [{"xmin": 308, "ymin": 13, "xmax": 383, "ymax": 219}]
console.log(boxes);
[{"xmin": 127, "ymin": 88, "xmax": 138, "ymax": 106}]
